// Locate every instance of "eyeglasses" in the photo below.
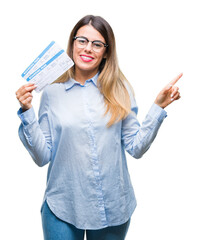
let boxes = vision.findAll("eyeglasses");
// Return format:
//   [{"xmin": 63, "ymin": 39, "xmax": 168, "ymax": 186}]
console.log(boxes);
[{"xmin": 73, "ymin": 36, "xmax": 108, "ymax": 52}]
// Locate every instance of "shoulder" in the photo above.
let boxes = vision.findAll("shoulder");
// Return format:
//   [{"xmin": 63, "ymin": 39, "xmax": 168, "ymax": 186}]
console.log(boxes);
[
  {"xmin": 123, "ymin": 80, "xmax": 138, "ymax": 114},
  {"xmin": 123, "ymin": 80, "xmax": 134, "ymax": 98},
  {"xmin": 39, "ymin": 83, "xmax": 65, "ymax": 114},
  {"xmin": 40, "ymin": 83, "xmax": 65, "ymax": 107},
  {"xmin": 42, "ymin": 83, "xmax": 65, "ymax": 98},
  {"xmin": 44, "ymin": 82, "xmax": 65, "ymax": 94}
]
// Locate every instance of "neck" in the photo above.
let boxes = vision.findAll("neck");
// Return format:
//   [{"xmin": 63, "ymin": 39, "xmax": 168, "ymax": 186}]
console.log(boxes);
[{"xmin": 74, "ymin": 69, "xmax": 98, "ymax": 85}]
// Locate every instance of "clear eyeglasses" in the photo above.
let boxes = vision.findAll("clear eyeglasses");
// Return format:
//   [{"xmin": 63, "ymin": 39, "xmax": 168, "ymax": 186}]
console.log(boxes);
[{"xmin": 73, "ymin": 36, "xmax": 108, "ymax": 52}]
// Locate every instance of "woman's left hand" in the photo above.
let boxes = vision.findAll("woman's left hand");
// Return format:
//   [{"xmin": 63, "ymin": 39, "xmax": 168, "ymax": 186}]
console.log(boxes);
[{"xmin": 154, "ymin": 73, "xmax": 183, "ymax": 109}]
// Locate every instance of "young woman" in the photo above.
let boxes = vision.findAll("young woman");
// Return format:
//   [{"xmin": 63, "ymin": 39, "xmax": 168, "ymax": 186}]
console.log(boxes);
[{"xmin": 16, "ymin": 15, "xmax": 182, "ymax": 240}]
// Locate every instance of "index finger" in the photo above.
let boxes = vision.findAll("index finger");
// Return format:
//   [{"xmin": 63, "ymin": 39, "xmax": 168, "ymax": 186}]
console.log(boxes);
[
  {"xmin": 16, "ymin": 83, "xmax": 37, "ymax": 96},
  {"xmin": 169, "ymin": 73, "xmax": 183, "ymax": 86}
]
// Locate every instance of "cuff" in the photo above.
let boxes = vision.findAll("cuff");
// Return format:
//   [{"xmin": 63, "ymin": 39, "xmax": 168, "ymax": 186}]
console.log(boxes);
[
  {"xmin": 17, "ymin": 107, "xmax": 36, "ymax": 126},
  {"xmin": 148, "ymin": 103, "xmax": 167, "ymax": 123}
]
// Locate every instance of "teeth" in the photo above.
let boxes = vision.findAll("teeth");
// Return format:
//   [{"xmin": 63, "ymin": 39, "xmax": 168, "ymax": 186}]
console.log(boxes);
[{"xmin": 81, "ymin": 56, "xmax": 92, "ymax": 60}]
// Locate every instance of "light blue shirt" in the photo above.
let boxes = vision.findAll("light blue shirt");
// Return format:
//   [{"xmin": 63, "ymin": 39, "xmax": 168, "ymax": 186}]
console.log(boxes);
[{"xmin": 18, "ymin": 73, "xmax": 167, "ymax": 230}]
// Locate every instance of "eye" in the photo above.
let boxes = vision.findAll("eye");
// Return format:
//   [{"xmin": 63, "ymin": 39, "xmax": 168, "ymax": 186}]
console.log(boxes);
[
  {"xmin": 93, "ymin": 41, "xmax": 103, "ymax": 49},
  {"xmin": 77, "ymin": 38, "xmax": 87, "ymax": 45}
]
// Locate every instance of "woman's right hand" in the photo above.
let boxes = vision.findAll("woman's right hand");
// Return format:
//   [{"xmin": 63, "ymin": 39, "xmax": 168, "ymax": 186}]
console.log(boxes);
[{"xmin": 16, "ymin": 83, "xmax": 37, "ymax": 111}]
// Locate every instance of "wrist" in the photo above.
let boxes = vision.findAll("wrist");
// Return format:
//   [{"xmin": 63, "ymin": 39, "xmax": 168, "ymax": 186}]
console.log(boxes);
[
  {"xmin": 21, "ymin": 105, "xmax": 32, "ymax": 112},
  {"xmin": 154, "ymin": 100, "xmax": 165, "ymax": 109}
]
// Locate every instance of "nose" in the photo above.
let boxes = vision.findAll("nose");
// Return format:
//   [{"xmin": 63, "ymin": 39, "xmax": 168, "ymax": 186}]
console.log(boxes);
[{"xmin": 84, "ymin": 41, "xmax": 92, "ymax": 52}]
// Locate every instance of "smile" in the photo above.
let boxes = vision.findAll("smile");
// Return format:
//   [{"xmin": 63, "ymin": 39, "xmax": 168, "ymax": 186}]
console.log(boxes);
[{"xmin": 80, "ymin": 55, "xmax": 94, "ymax": 62}]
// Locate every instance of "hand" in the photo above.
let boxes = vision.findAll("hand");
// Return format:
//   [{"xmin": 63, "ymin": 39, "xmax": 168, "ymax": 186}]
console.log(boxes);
[
  {"xmin": 16, "ymin": 83, "xmax": 37, "ymax": 111},
  {"xmin": 154, "ymin": 73, "xmax": 183, "ymax": 109}
]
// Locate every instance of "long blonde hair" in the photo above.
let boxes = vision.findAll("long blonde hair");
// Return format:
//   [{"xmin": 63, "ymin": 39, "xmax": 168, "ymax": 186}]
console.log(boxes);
[{"xmin": 54, "ymin": 15, "xmax": 134, "ymax": 127}]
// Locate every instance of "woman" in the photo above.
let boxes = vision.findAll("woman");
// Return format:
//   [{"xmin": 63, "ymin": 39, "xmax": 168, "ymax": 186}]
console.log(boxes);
[{"xmin": 16, "ymin": 15, "xmax": 182, "ymax": 240}]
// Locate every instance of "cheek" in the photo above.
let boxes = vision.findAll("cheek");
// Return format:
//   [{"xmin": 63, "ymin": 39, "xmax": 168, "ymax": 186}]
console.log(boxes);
[
  {"xmin": 72, "ymin": 47, "xmax": 78, "ymax": 62},
  {"xmin": 97, "ymin": 53, "xmax": 106, "ymax": 65}
]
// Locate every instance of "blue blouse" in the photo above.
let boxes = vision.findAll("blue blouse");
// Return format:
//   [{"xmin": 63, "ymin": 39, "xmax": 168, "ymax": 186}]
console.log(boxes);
[{"xmin": 18, "ymin": 73, "xmax": 167, "ymax": 230}]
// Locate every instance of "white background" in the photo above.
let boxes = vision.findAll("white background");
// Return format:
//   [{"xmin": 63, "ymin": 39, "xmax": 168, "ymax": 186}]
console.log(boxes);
[{"xmin": 0, "ymin": 0, "xmax": 198, "ymax": 239}]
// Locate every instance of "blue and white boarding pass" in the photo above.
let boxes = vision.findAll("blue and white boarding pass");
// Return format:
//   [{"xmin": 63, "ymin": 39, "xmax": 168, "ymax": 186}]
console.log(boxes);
[{"xmin": 21, "ymin": 41, "xmax": 74, "ymax": 92}]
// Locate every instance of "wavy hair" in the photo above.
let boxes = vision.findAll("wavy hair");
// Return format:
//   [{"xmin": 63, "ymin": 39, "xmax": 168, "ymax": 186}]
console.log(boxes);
[{"xmin": 54, "ymin": 15, "xmax": 134, "ymax": 127}]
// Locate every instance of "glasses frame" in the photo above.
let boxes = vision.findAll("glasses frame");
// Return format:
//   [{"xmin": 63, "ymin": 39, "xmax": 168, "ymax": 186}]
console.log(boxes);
[{"xmin": 73, "ymin": 36, "xmax": 108, "ymax": 52}]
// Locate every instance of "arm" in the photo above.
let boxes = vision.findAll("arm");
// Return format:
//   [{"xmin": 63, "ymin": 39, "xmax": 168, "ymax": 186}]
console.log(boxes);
[
  {"xmin": 122, "ymin": 102, "xmax": 167, "ymax": 159},
  {"xmin": 122, "ymin": 73, "xmax": 182, "ymax": 159},
  {"xmin": 17, "ymin": 85, "xmax": 52, "ymax": 167}
]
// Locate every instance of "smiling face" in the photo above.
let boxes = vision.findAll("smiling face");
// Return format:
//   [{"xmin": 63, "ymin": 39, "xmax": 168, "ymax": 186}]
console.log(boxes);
[{"xmin": 72, "ymin": 25, "xmax": 107, "ymax": 79}]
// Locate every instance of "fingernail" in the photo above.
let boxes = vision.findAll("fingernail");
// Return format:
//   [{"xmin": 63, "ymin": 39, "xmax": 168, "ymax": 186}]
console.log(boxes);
[{"xmin": 171, "ymin": 93, "xmax": 174, "ymax": 98}]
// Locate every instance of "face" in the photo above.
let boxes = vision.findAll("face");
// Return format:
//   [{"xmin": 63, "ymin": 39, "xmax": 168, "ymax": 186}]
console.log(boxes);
[{"xmin": 72, "ymin": 25, "xmax": 107, "ymax": 78}]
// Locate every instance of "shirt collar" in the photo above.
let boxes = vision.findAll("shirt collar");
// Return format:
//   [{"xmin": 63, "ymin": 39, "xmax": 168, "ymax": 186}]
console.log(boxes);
[{"xmin": 64, "ymin": 72, "xmax": 99, "ymax": 91}]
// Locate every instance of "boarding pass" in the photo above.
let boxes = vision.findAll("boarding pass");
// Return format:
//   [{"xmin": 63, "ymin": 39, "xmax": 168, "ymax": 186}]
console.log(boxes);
[{"xmin": 21, "ymin": 41, "xmax": 74, "ymax": 92}]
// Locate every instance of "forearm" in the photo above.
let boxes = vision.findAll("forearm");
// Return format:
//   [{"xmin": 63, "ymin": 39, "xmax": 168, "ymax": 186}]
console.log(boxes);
[
  {"xmin": 18, "ymin": 107, "xmax": 52, "ymax": 167},
  {"xmin": 122, "ymin": 103, "xmax": 167, "ymax": 159}
]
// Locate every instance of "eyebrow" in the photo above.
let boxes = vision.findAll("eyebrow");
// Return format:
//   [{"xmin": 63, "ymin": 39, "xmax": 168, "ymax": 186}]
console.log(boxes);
[{"xmin": 76, "ymin": 36, "xmax": 105, "ymax": 43}]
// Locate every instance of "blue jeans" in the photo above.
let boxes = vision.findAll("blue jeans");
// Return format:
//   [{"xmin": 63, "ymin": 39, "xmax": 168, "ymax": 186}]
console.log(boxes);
[{"xmin": 41, "ymin": 201, "xmax": 131, "ymax": 240}]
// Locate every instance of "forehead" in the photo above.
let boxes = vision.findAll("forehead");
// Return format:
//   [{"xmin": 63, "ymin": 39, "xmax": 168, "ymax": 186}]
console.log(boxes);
[{"xmin": 76, "ymin": 25, "xmax": 105, "ymax": 42}]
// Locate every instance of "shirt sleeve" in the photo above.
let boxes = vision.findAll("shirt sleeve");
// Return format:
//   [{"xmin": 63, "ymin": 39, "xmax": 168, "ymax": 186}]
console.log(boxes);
[
  {"xmin": 17, "ymin": 90, "xmax": 52, "ymax": 167},
  {"xmin": 121, "ymin": 93, "xmax": 167, "ymax": 159}
]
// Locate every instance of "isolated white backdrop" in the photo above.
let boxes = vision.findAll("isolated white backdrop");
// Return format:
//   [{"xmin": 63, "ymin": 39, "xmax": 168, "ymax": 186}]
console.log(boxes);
[{"xmin": 0, "ymin": 0, "xmax": 197, "ymax": 239}]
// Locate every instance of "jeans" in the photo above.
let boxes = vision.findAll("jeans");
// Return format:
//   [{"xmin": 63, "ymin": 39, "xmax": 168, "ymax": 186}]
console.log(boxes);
[{"xmin": 41, "ymin": 201, "xmax": 131, "ymax": 240}]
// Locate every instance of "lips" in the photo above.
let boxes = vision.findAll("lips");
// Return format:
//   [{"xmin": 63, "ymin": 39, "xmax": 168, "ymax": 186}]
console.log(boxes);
[{"xmin": 80, "ymin": 55, "xmax": 94, "ymax": 62}]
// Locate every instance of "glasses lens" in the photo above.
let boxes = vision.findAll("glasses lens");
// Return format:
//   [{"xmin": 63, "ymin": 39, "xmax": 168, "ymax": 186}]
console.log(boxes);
[
  {"xmin": 92, "ymin": 41, "xmax": 104, "ymax": 52},
  {"xmin": 74, "ymin": 37, "xmax": 106, "ymax": 52},
  {"xmin": 76, "ymin": 37, "xmax": 88, "ymax": 48}
]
